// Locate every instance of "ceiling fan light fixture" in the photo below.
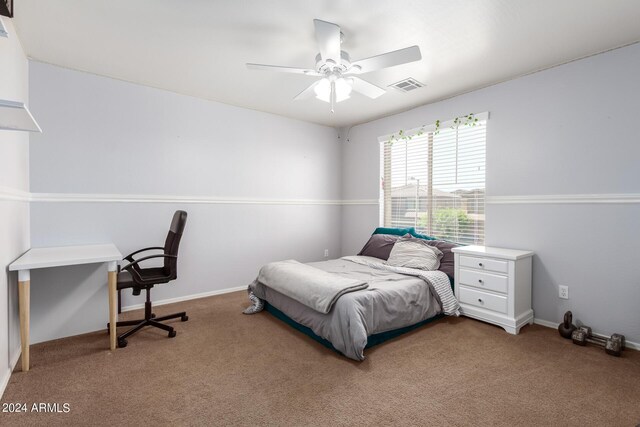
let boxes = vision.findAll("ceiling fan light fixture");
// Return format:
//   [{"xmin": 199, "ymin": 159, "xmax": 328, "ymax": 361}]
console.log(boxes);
[
  {"xmin": 314, "ymin": 77, "xmax": 352, "ymax": 103},
  {"xmin": 336, "ymin": 77, "xmax": 352, "ymax": 99},
  {"xmin": 247, "ymin": 19, "xmax": 422, "ymax": 110}
]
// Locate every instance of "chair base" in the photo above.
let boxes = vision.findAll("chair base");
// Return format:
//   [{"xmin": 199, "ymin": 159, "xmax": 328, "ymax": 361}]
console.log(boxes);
[{"xmin": 107, "ymin": 287, "xmax": 188, "ymax": 348}]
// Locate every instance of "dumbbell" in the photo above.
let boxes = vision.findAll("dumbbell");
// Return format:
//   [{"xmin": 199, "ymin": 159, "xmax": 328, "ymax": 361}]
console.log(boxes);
[
  {"xmin": 605, "ymin": 333, "xmax": 626, "ymax": 356},
  {"xmin": 611, "ymin": 333, "xmax": 626, "ymax": 350},
  {"xmin": 588, "ymin": 334, "xmax": 624, "ymax": 357},
  {"xmin": 571, "ymin": 326, "xmax": 626, "ymax": 357},
  {"xmin": 571, "ymin": 326, "xmax": 591, "ymax": 346}
]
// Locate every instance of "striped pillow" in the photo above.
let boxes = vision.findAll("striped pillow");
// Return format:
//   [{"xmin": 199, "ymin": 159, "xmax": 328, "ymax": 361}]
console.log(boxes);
[{"xmin": 386, "ymin": 234, "xmax": 443, "ymax": 271}]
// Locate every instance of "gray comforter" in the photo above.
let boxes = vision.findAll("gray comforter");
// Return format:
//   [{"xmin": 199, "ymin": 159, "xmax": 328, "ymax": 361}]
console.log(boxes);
[
  {"xmin": 249, "ymin": 256, "xmax": 443, "ymax": 361},
  {"xmin": 257, "ymin": 259, "xmax": 368, "ymax": 314}
]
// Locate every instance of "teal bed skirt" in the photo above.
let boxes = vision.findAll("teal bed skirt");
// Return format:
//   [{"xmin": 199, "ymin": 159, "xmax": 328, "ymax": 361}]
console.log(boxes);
[{"xmin": 265, "ymin": 302, "xmax": 444, "ymax": 356}]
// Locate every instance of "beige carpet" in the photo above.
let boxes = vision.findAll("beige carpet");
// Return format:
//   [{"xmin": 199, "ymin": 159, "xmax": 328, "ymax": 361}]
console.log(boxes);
[{"xmin": 1, "ymin": 291, "xmax": 639, "ymax": 426}]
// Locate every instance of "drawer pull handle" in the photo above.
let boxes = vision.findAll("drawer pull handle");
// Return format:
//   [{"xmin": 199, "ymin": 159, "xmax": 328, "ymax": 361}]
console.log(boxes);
[
  {"xmin": 478, "ymin": 263, "xmax": 483, "ymax": 267},
  {"xmin": 478, "ymin": 298, "xmax": 483, "ymax": 303},
  {"xmin": 478, "ymin": 279, "xmax": 483, "ymax": 284}
]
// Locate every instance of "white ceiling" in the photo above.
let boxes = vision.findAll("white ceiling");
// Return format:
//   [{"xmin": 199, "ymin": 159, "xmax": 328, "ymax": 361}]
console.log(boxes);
[{"xmin": 12, "ymin": 0, "xmax": 640, "ymax": 127}]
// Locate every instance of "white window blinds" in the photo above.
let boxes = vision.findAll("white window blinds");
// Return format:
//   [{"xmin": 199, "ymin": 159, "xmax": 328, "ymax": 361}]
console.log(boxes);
[{"xmin": 379, "ymin": 116, "xmax": 487, "ymax": 244}]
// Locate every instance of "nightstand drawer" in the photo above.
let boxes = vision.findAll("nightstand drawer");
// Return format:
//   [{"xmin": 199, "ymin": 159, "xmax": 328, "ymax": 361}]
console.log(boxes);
[
  {"xmin": 459, "ymin": 255, "xmax": 508, "ymax": 274},
  {"xmin": 459, "ymin": 269, "xmax": 508, "ymax": 294},
  {"xmin": 459, "ymin": 286, "xmax": 508, "ymax": 314}
]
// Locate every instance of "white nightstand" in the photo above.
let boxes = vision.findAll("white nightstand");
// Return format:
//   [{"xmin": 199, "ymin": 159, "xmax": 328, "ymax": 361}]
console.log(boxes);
[{"xmin": 451, "ymin": 245, "xmax": 534, "ymax": 334}]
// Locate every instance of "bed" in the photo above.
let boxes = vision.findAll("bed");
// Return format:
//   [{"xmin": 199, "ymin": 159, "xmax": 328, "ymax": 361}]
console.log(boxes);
[{"xmin": 246, "ymin": 245, "xmax": 460, "ymax": 360}]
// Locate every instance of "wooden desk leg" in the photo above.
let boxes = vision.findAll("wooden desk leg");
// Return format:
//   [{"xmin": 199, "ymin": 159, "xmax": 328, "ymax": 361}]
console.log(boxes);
[
  {"xmin": 107, "ymin": 262, "xmax": 117, "ymax": 351},
  {"xmin": 18, "ymin": 270, "xmax": 30, "ymax": 372}
]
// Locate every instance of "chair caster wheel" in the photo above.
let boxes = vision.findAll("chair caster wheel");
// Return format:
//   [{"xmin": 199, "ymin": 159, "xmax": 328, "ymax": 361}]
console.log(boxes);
[
  {"xmin": 118, "ymin": 339, "xmax": 128, "ymax": 348},
  {"xmin": 168, "ymin": 330, "xmax": 177, "ymax": 338},
  {"xmin": 151, "ymin": 313, "xmax": 156, "ymax": 318},
  {"xmin": 181, "ymin": 315, "xmax": 189, "ymax": 322}
]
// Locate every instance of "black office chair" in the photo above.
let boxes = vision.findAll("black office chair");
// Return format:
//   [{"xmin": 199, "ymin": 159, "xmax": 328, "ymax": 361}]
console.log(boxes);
[{"xmin": 108, "ymin": 210, "xmax": 188, "ymax": 348}]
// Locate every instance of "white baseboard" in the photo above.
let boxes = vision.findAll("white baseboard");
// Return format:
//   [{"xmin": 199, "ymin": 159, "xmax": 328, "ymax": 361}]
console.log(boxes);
[
  {"xmin": 533, "ymin": 318, "xmax": 639, "ymax": 351},
  {"xmin": 0, "ymin": 346, "xmax": 23, "ymax": 399},
  {"xmin": 10, "ymin": 347, "xmax": 21, "ymax": 373},
  {"xmin": 121, "ymin": 285, "xmax": 247, "ymax": 312},
  {"xmin": 532, "ymin": 318, "xmax": 558, "ymax": 329},
  {"xmin": 0, "ymin": 371, "xmax": 10, "ymax": 400},
  {"xmin": 0, "ymin": 369, "xmax": 10, "ymax": 400}
]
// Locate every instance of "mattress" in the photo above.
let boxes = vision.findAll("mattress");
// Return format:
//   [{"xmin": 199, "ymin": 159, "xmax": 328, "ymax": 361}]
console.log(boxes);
[{"xmin": 249, "ymin": 256, "xmax": 442, "ymax": 360}]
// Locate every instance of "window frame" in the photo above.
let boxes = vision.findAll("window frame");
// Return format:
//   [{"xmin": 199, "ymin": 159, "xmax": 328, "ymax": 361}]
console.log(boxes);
[{"xmin": 378, "ymin": 112, "xmax": 488, "ymax": 244}]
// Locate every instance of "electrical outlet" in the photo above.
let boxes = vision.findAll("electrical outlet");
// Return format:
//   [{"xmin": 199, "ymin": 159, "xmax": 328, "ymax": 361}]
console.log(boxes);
[
  {"xmin": 324, "ymin": 249, "xmax": 329, "ymax": 258},
  {"xmin": 559, "ymin": 285, "xmax": 569, "ymax": 299}
]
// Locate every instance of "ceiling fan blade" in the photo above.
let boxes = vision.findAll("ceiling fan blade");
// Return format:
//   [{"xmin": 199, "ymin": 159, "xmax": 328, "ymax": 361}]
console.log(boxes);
[
  {"xmin": 294, "ymin": 80, "xmax": 321, "ymax": 101},
  {"xmin": 313, "ymin": 19, "xmax": 341, "ymax": 64},
  {"xmin": 348, "ymin": 46, "xmax": 422, "ymax": 74},
  {"xmin": 246, "ymin": 63, "xmax": 321, "ymax": 76},
  {"xmin": 350, "ymin": 77, "xmax": 386, "ymax": 99}
]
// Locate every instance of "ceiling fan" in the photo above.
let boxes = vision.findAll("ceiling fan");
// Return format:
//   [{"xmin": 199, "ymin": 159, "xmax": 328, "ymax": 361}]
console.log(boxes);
[{"xmin": 246, "ymin": 19, "xmax": 422, "ymax": 113}]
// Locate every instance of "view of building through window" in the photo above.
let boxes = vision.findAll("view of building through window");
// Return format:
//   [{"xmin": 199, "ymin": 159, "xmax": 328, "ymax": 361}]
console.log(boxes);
[{"xmin": 380, "ymin": 120, "xmax": 486, "ymax": 244}]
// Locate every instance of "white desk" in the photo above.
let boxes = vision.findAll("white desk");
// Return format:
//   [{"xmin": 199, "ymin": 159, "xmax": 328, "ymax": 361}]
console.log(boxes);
[{"xmin": 9, "ymin": 244, "xmax": 122, "ymax": 372}]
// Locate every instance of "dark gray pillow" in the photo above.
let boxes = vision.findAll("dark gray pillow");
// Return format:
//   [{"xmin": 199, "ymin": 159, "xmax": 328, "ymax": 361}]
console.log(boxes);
[
  {"xmin": 357, "ymin": 234, "xmax": 400, "ymax": 260},
  {"xmin": 424, "ymin": 240, "xmax": 459, "ymax": 279}
]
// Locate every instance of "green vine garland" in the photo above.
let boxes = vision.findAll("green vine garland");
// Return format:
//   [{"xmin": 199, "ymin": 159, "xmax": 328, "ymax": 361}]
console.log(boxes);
[{"xmin": 388, "ymin": 113, "xmax": 480, "ymax": 145}]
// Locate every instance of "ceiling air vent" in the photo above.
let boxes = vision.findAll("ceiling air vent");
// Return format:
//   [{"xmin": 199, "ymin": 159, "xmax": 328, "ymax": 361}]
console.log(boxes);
[{"xmin": 389, "ymin": 78, "xmax": 424, "ymax": 92}]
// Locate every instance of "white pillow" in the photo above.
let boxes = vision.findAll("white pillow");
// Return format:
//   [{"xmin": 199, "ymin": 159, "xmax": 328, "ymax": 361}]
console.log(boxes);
[{"xmin": 386, "ymin": 234, "xmax": 443, "ymax": 270}]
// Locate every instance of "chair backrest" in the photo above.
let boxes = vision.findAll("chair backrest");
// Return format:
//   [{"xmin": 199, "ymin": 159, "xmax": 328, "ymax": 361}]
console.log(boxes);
[{"xmin": 163, "ymin": 210, "xmax": 187, "ymax": 278}]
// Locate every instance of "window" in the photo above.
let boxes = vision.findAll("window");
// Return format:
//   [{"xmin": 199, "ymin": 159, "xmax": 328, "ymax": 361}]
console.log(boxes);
[{"xmin": 379, "ymin": 114, "xmax": 487, "ymax": 244}]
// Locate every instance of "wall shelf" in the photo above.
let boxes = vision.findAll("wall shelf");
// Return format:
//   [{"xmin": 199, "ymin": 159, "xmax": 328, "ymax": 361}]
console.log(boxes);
[
  {"xmin": 0, "ymin": 99, "xmax": 42, "ymax": 132},
  {"xmin": 0, "ymin": 0, "xmax": 13, "ymax": 18}
]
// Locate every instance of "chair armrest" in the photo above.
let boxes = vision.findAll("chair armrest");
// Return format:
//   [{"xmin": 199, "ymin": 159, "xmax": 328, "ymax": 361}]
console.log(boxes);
[
  {"xmin": 120, "ymin": 254, "xmax": 177, "ymax": 273},
  {"xmin": 123, "ymin": 246, "xmax": 165, "ymax": 262}
]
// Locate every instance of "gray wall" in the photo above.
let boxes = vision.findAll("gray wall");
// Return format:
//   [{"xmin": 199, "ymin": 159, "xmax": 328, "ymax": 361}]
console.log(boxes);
[
  {"xmin": 28, "ymin": 62, "xmax": 342, "ymax": 344},
  {"xmin": 340, "ymin": 43, "xmax": 640, "ymax": 342},
  {"xmin": 0, "ymin": 18, "xmax": 30, "ymax": 393},
  {"xmin": 18, "ymin": 42, "xmax": 640, "ymax": 348}
]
